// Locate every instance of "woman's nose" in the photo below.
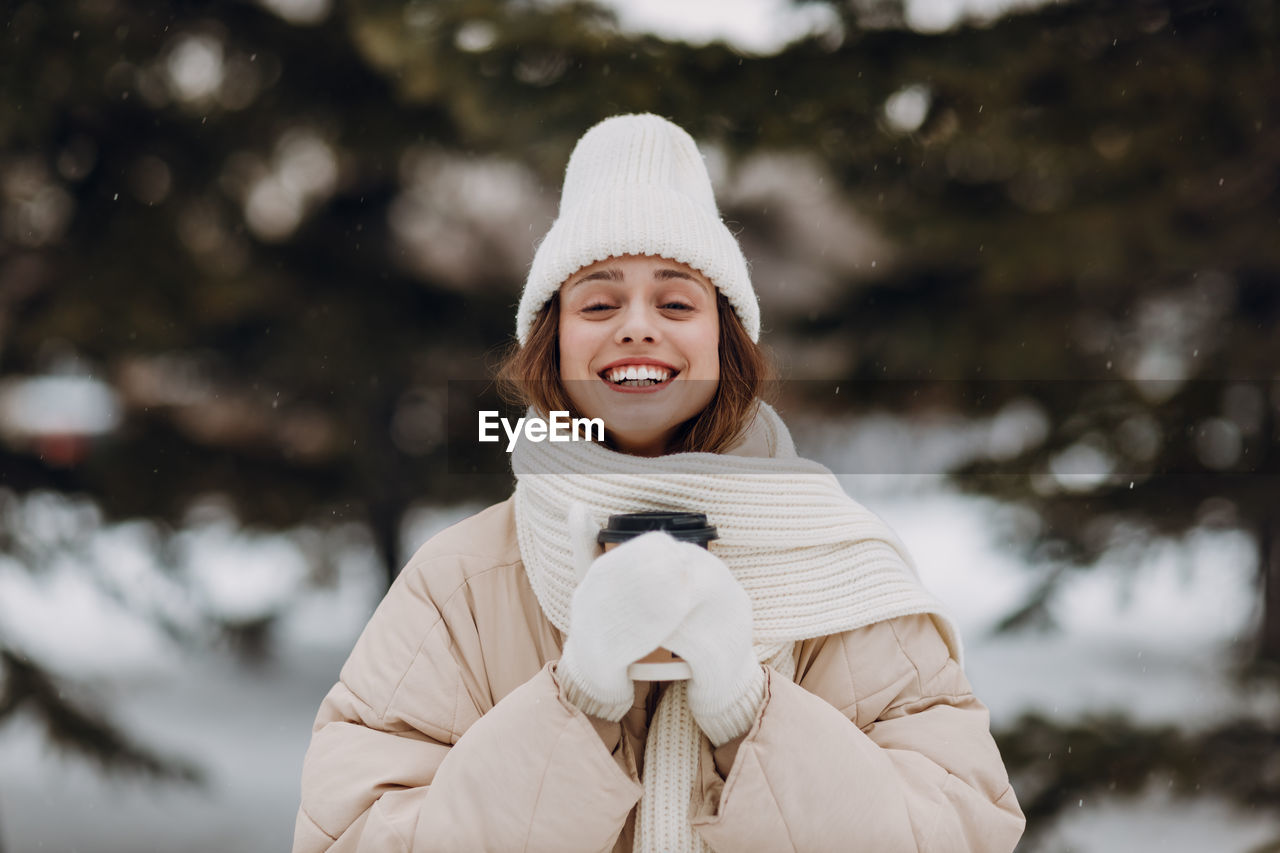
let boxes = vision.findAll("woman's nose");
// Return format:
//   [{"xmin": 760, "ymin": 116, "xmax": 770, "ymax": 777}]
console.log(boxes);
[{"xmin": 615, "ymin": 304, "xmax": 659, "ymax": 344}]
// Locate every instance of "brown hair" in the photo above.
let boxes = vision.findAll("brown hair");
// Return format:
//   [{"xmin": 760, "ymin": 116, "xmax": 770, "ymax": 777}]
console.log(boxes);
[{"xmin": 495, "ymin": 291, "xmax": 773, "ymax": 455}]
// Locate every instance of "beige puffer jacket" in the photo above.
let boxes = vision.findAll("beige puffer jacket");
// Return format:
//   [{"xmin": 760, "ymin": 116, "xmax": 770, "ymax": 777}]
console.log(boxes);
[{"xmin": 293, "ymin": 497, "xmax": 1025, "ymax": 852}]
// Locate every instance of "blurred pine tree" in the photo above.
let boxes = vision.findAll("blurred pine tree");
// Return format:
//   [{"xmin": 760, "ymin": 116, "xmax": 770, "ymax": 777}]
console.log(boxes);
[{"xmin": 0, "ymin": 0, "xmax": 1276, "ymax": 845}]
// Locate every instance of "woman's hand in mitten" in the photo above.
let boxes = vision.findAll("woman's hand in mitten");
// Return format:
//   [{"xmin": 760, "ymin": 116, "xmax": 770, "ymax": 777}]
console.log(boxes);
[
  {"xmin": 556, "ymin": 530, "xmax": 702, "ymax": 722},
  {"xmin": 662, "ymin": 549, "xmax": 766, "ymax": 746}
]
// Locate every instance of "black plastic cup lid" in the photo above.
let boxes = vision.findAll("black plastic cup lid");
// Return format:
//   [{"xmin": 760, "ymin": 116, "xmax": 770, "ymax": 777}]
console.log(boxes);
[{"xmin": 597, "ymin": 511, "xmax": 719, "ymax": 545}]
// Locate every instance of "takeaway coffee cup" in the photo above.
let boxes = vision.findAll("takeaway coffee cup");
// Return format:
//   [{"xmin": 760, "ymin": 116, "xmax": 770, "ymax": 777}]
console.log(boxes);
[{"xmin": 598, "ymin": 511, "xmax": 719, "ymax": 681}]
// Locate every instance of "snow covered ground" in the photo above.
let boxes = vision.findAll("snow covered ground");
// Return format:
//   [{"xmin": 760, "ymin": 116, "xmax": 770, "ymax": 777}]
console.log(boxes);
[{"xmin": 0, "ymin": 475, "xmax": 1277, "ymax": 851}]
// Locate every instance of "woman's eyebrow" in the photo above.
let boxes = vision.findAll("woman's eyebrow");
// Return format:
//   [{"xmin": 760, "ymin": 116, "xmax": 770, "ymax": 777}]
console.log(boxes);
[
  {"xmin": 655, "ymin": 268, "xmax": 713, "ymax": 294},
  {"xmin": 567, "ymin": 268, "xmax": 624, "ymax": 289}
]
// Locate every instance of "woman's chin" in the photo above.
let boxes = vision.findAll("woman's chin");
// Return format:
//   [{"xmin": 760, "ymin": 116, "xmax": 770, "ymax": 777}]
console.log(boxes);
[
  {"xmin": 565, "ymin": 381, "xmax": 715, "ymax": 454},
  {"xmin": 592, "ymin": 402, "xmax": 693, "ymax": 438},
  {"xmin": 605, "ymin": 427, "xmax": 677, "ymax": 457}
]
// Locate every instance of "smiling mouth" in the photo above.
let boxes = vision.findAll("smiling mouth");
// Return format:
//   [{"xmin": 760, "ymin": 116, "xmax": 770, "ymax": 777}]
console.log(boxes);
[{"xmin": 598, "ymin": 364, "xmax": 678, "ymax": 389}]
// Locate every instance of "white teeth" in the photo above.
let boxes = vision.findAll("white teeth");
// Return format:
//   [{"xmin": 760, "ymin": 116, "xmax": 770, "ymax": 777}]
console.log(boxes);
[{"xmin": 605, "ymin": 365, "xmax": 672, "ymax": 384}]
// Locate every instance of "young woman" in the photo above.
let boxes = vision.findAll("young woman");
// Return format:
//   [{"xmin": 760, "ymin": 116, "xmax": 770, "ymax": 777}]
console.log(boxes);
[{"xmin": 293, "ymin": 114, "xmax": 1025, "ymax": 852}]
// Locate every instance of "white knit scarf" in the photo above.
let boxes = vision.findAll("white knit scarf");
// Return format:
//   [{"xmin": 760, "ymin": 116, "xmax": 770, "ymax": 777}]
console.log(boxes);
[{"xmin": 512, "ymin": 402, "xmax": 961, "ymax": 853}]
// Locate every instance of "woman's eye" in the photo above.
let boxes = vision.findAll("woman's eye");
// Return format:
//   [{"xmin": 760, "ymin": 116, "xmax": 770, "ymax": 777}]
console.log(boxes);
[
  {"xmin": 662, "ymin": 302, "xmax": 694, "ymax": 311},
  {"xmin": 582, "ymin": 302, "xmax": 616, "ymax": 312}
]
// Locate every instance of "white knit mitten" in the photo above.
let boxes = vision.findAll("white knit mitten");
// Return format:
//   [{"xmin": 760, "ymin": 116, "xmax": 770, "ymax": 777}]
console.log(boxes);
[
  {"xmin": 556, "ymin": 529, "xmax": 703, "ymax": 722},
  {"xmin": 663, "ymin": 548, "xmax": 766, "ymax": 746}
]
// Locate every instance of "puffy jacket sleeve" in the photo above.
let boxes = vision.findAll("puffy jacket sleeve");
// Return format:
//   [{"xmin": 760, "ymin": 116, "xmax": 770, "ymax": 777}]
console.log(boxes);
[
  {"xmin": 690, "ymin": 614, "xmax": 1025, "ymax": 852},
  {"xmin": 292, "ymin": 552, "xmax": 643, "ymax": 853}
]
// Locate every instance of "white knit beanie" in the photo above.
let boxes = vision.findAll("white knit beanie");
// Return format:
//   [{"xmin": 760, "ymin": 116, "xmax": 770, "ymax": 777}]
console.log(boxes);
[{"xmin": 516, "ymin": 113, "xmax": 759, "ymax": 344}]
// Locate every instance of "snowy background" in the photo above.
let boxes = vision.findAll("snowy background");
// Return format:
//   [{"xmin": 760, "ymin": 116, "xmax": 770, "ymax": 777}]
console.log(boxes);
[{"xmin": 2, "ymin": 0, "xmax": 1276, "ymax": 850}]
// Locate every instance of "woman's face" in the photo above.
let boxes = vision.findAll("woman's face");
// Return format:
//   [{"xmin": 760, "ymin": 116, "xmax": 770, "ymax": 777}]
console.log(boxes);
[{"xmin": 558, "ymin": 254, "xmax": 719, "ymax": 456}]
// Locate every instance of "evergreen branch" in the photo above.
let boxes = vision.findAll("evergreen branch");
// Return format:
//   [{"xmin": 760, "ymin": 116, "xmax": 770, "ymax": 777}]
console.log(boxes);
[
  {"xmin": 995, "ymin": 711, "xmax": 1280, "ymax": 842},
  {"xmin": 0, "ymin": 649, "xmax": 203, "ymax": 785}
]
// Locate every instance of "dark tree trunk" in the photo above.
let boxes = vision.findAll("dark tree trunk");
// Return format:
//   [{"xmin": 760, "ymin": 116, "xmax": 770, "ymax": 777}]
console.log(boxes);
[
  {"xmin": 1260, "ymin": 514, "xmax": 1280, "ymax": 666},
  {"xmin": 366, "ymin": 387, "xmax": 408, "ymax": 592},
  {"xmin": 370, "ymin": 499, "xmax": 403, "ymax": 591},
  {"xmin": 1255, "ymin": 383, "xmax": 1279, "ymax": 667}
]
